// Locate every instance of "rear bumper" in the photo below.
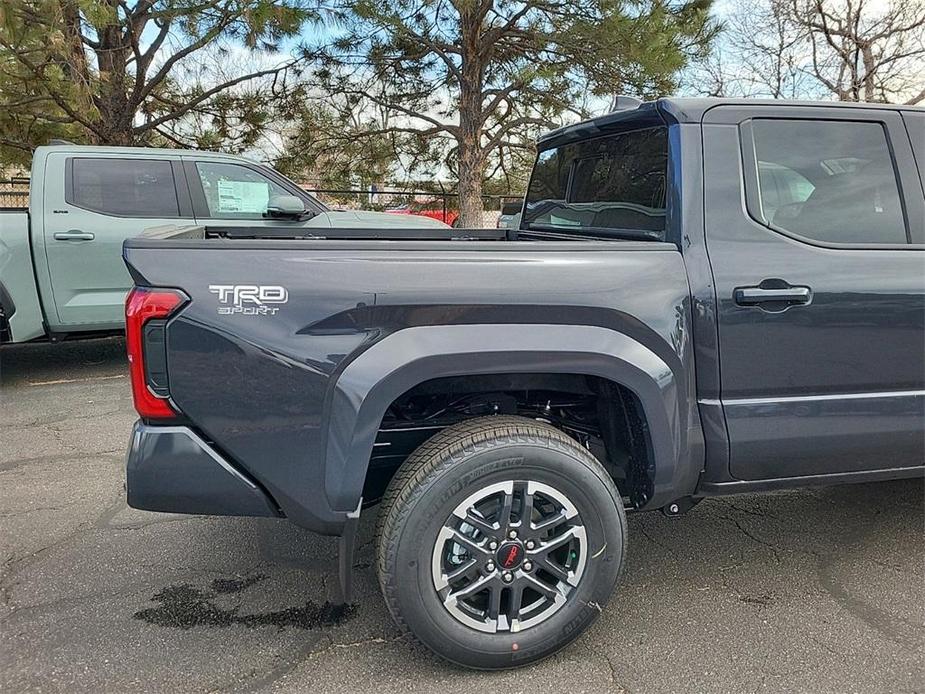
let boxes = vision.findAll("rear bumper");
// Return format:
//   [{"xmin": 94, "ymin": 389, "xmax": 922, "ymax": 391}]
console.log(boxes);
[{"xmin": 125, "ymin": 421, "xmax": 281, "ymax": 518}]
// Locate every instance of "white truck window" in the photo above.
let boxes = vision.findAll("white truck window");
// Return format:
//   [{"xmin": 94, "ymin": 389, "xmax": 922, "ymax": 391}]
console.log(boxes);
[
  {"xmin": 69, "ymin": 158, "xmax": 179, "ymax": 217},
  {"xmin": 195, "ymin": 162, "xmax": 290, "ymax": 219}
]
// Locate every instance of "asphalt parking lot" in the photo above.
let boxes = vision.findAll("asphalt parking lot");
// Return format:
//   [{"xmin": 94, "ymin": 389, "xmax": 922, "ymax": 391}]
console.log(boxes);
[{"xmin": 1, "ymin": 337, "xmax": 923, "ymax": 693}]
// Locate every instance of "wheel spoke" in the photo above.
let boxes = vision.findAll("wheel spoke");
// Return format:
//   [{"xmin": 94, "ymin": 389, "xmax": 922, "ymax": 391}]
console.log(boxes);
[
  {"xmin": 448, "ymin": 529, "xmax": 490, "ymax": 556},
  {"xmin": 531, "ymin": 525, "xmax": 581, "ymax": 557},
  {"xmin": 498, "ymin": 489, "xmax": 514, "ymax": 529},
  {"xmin": 531, "ymin": 509, "xmax": 566, "ymax": 534},
  {"xmin": 519, "ymin": 485, "xmax": 535, "ymax": 527},
  {"xmin": 508, "ymin": 583, "xmax": 524, "ymax": 620},
  {"xmin": 444, "ymin": 558, "xmax": 478, "ymax": 584},
  {"xmin": 460, "ymin": 509, "xmax": 497, "ymax": 536},
  {"xmin": 519, "ymin": 573, "xmax": 562, "ymax": 601},
  {"xmin": 487, "ymin": 583, "xmax": 502, "ymax": 622},
  {"xmin": 537, "ymin": 557, "xmax": 571, "ymax": 584},
  {"xmin": 446, "ymin": 573, "xmax": 493, "ymax": 606}
]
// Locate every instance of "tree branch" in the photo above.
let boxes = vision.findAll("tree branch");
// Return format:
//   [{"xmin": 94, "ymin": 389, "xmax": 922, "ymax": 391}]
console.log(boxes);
[
  {"xmin": 137, "ymin": 17, "xmax": 237, "ymax": 102},
  {"xmin": 136, "ymin": 61, "xmax": 299, "ymax": 133}
]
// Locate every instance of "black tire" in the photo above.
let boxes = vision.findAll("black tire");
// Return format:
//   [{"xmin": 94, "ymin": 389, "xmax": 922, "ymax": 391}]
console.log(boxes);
[{"xmin": 375, "ymin": 415, "xmax": 627, "ymax": 669}]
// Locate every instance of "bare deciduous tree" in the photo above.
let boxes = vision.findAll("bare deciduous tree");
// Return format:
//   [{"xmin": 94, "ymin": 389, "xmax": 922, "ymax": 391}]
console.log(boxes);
[
  {"xmin": 684, "ymin": 0, "xmax": 925, "ymax": 104},
  {"xmin": 795, "ymin": 0, "xmax": 925, "ymax": 104}
]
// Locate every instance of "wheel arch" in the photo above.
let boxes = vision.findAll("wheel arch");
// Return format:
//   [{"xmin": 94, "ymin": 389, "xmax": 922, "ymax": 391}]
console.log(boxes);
[{"xmin": 325, "ymin": 323, "xmax": 696, "ymax": 513}]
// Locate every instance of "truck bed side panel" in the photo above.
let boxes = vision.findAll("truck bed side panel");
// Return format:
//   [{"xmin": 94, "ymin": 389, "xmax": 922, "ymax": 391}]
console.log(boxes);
[
  {"xmin": 0, "ymin": 211, "xmax": 46, "ymax": 342},
  {"xmin": 124, "ymin": 241, "xmax": 697, "ymax": 532}
]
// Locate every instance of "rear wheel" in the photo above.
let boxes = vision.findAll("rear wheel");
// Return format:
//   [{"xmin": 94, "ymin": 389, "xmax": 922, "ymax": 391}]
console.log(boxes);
[{"xmin": 375, "ymin": 415, "xmax": 627, "ymax": 669}]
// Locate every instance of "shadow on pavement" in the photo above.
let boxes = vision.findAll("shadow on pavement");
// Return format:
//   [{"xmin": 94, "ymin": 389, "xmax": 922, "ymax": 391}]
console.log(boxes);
[{"xmin": 0, "ymin": 336, "xmax": 126, "ymax": 387}]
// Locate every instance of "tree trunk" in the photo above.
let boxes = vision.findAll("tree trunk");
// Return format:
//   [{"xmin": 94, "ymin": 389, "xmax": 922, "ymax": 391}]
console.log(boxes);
[
  {"xmin": 455, "ymin": 3, "xmax": 486, "ymax": 228},
  {"xmin": 861, "ymin": 43, "xmax": 877, "ymax": 102},
  {"xmin": 457, "ymin": 139, "xmax": 484, "ymax": 228},
  {"xmin": 93, "ymin": 16, "xmax": 134, "ymax": 146},
  {"xmin": 60, "ymin": 0, "xmax": 97, "ymax": 137}
]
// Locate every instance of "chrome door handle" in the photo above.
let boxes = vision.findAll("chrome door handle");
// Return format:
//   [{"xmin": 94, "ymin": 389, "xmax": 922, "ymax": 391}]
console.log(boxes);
[
  {"xmin": 53, "ymin": 230, "xmax": 95, "ymax": 241},
  {"xmin": 734, "ymin": 284, "xmax": 812, "ymax": 306}
]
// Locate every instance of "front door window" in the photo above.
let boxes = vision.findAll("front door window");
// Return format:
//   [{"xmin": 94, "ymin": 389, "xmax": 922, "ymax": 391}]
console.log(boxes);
[{"xmin": 195, "ymin": 162, "xmax": 291, "ymax": 219}]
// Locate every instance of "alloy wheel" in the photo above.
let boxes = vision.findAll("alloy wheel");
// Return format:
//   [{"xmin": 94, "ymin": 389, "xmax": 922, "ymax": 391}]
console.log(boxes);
[{"xmin": 431, "ymin": 480, "xmax": 587, "ymax": 633}]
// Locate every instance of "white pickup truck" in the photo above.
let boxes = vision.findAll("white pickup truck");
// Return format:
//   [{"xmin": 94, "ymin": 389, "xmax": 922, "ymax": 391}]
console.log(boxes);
[{"xmin": 0, "ymin": 144, "xmax": 445, "ymax": 343}]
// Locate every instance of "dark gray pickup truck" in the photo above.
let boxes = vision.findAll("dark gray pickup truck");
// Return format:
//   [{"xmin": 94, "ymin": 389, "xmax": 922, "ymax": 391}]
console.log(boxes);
[{"xmin": 122, "ymin": 98, "xmax": 925, "ymax": 669}]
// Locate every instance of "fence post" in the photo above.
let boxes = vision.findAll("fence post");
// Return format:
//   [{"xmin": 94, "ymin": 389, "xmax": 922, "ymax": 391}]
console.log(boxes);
[{"xmin": 437, "ymin": 181, "xmax": 448, "ymax": 225}]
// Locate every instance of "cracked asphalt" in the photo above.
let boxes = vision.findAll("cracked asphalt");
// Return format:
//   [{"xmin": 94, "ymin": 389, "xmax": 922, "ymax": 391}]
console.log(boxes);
[{"xmin": 1, "ymin": 337, "xmax": 923, "ymax": 693}]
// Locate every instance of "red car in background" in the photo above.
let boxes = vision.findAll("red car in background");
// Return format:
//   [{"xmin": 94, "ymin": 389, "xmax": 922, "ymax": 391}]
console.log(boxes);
[{"xmin": 385, "ymin": 201, "xmax": 459, "ymax": 227}]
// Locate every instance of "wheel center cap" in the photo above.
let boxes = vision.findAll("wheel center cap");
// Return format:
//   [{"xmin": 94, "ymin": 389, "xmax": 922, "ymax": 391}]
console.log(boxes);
[{"xmin": 496, "ymin": 542, "xmax": 525, "ymax": 570}]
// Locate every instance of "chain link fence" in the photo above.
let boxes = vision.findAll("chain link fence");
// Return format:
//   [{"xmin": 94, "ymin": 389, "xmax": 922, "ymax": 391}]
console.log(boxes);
[{"xmin": 0, "ymin": 179, "xmax": 29, "ymax": 209}]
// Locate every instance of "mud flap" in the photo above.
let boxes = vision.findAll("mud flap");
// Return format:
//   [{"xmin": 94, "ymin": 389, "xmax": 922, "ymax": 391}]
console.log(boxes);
[{"xmin": 337, "ymin": 498, "xmax": 363, "ymax": 604}]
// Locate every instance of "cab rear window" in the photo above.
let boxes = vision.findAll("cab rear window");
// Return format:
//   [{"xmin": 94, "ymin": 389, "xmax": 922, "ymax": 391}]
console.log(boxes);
[{"xmin": 523, "ymin": 127, "xmax": 668, "ymax": 239}]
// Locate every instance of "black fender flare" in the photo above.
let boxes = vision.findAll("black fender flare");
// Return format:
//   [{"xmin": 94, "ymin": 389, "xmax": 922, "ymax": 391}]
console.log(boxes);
[{"xmin": 324, "ymin": 323, "xmax": 695, "ymax": 513}]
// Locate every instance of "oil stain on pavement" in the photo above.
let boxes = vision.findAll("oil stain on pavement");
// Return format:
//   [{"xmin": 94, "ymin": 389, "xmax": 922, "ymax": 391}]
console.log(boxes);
[{"xmin": 134, "ymin": 574, "xmax": 356, "ymax": 631}]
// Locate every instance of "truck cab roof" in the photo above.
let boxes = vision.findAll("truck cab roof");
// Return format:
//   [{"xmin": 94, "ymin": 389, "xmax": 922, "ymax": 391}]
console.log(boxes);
[{"xmin": 35, "ymin": 143, "xmax": 267, "ymax": 166}]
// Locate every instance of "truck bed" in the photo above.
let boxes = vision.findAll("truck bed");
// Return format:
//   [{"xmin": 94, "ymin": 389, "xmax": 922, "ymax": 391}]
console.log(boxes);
[{"xmin": 123, "ymin": 231, "xmax": 694, "ymax": 534}]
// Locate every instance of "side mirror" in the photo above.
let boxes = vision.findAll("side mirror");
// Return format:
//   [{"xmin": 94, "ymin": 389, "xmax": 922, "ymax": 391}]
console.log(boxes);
[{"xmin": 265, "ymin": 195, "xmax": 306, "ymax": 219}]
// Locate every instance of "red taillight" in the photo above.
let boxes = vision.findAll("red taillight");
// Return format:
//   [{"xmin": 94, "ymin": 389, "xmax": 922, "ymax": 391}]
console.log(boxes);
[{"xmin": 125, "ymin": 287, "xmax": 187, "ymax": 420}]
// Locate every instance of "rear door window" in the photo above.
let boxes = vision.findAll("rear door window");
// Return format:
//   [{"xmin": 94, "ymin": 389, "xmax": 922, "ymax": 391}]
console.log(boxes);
[
  {"xmin": 523, "ymin": 127, "xmax": 668, "ymax": 239},
  {"xmin": 68, "ymin": 158, "xmax": 179, "ymax": 217},
  {"xmin": 748, "ymin": 119, "xmax": 908, "ymax": 245}
]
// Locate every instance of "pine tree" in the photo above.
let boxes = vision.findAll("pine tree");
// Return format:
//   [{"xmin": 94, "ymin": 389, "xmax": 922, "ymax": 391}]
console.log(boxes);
[
  {"xmin": 306, "ymin": 0, "xmax": 718, "ymax": 225},
  {"xmin": 0, "ymin": 0, "xmax": 317, "ymax": 165}
]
